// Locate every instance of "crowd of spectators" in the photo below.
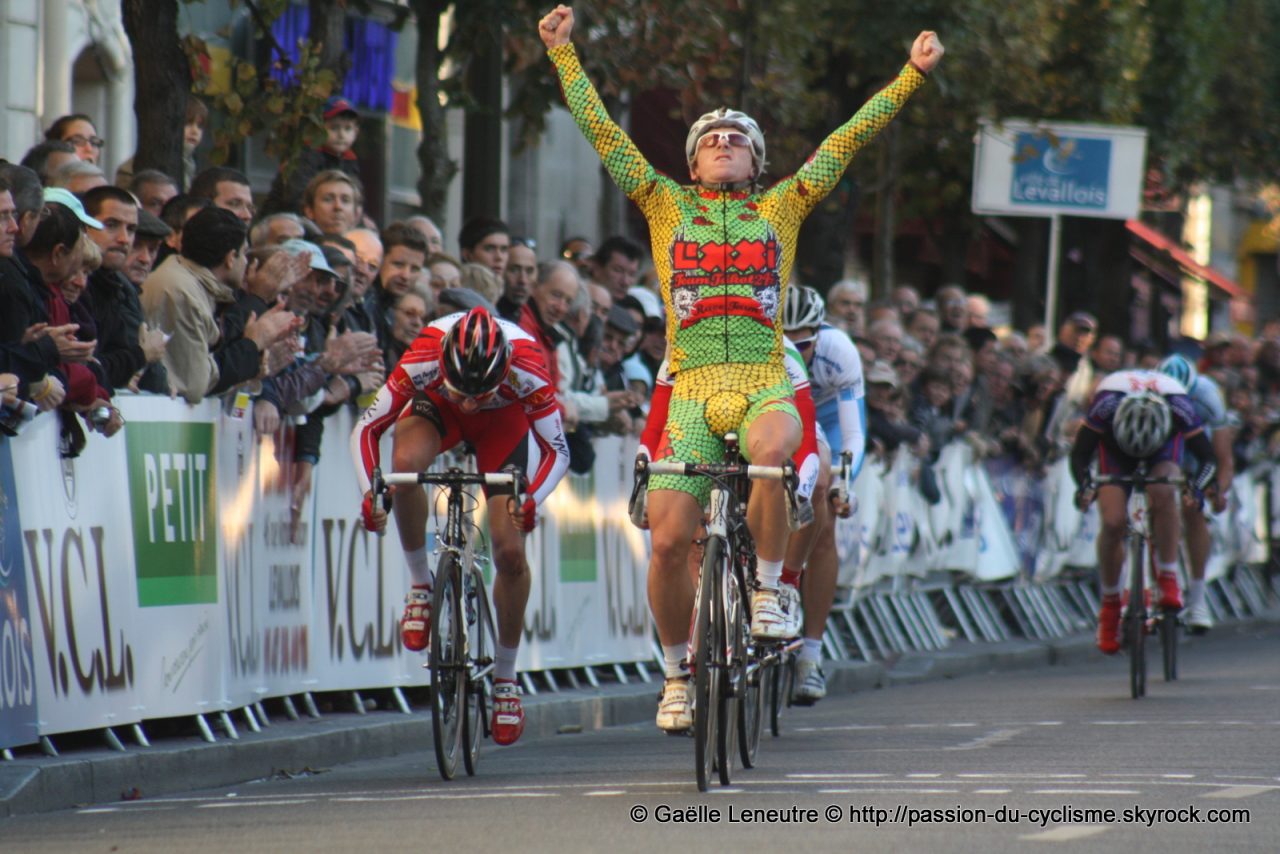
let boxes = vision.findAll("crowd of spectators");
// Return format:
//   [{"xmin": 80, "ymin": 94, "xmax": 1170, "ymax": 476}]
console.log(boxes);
[
  {"xmin": 3, "ymin": 101, "xmax": 1279, "ymax": 514},
  {"xmin": 0, "ymin": 100, "xmax": 668, "ymax": 506}
]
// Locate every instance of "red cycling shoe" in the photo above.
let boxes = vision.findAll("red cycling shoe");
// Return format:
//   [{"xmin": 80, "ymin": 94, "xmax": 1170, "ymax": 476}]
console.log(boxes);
[
  {"xmin": 400, "ymin": 586, "xmax": 432, "ymax": 652},
  {"xmin": 1096, "ymin": 599, "xmax": 1122, "ymax": 655},
  {"xmin": 491, "ymin": 680, "xmax": 525, "ymax": 746},
  {"xmin": 1155, "ymin": 573, "xmax": 1182, "ymax": 611}
]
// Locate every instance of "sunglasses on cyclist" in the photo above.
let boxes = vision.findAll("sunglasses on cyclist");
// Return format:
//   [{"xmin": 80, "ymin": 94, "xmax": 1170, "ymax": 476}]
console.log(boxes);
[
  {"xmin": 697, "ymin": 130, "xmax": 753, "ymax": 150},
  {"xmin": 791, "ymin": 335, "xmax": 817, "ymax": 352}
]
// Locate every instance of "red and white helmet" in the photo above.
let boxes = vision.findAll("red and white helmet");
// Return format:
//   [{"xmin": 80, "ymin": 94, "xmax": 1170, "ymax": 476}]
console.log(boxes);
[{"xmin": 440, "ymin": 307, "xmax": 512, "ymax": 396}]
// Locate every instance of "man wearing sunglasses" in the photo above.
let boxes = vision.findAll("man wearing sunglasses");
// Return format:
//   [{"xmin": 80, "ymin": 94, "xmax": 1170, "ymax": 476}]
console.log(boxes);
[
  {"xmin": 541, "ymin": 4, "xmax": 942, "ymax": 731},
  {"xmin": 351, "ymin": 306, "xmax": 570, "ymax": 746}
]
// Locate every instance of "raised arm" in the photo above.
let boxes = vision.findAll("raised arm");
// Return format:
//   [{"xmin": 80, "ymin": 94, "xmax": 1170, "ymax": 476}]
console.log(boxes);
[
  {"xmin": 540, "ymin": 5, "xmax": 668, "ymax": 204},
  {"xmin": 767, "ymin": 31, "xmax": 943, "ymax": 216}
]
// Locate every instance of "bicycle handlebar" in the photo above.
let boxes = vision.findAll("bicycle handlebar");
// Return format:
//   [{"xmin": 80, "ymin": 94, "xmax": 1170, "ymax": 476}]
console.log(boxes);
[
  {"xmin": 372, "ymin": 466, "xmax": 528, "ymax": 512},
  {"xmin": 639, "ymin": 459, "xmax": 792, "ymax": 481},
  {"xmin": 1092, "ymin": 473, "xmax": 1185, "ymax": 487}
]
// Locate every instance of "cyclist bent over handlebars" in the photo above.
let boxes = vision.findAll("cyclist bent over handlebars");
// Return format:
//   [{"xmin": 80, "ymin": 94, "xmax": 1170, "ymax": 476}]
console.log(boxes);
[
  {"xmin": 1069, "ymin": 369, "xmax": 1217, "ymax": 655},
  {"xmin": 350, "ymin": 307, "xmax": 570, "ymax": 745}
]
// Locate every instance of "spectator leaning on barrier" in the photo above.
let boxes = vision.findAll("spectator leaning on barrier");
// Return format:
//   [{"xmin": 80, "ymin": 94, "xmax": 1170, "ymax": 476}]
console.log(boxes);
[
  {"xmin": 80, "ymin": 186, "xmax": 169, "ymax": 392},
  {"xmin": 905, "ymin": 307, "xmax": 939, "ymax": 353},
  {"xmin": 0, "ymin": 174, "xmax": 70, "ymax": 411},
  {"xmin": 343, "ymin": 227, "xmax": 382, "ymax": 334},
  {"xmin": 140, "ymin": 206, "xmax": 295, "ymax": 404}
]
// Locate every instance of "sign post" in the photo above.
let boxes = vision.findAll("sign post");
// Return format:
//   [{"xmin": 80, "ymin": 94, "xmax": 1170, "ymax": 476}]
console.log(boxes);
[{"xmin": 972, "ymin": 120, "xmax": 1147, "ymax": 333}]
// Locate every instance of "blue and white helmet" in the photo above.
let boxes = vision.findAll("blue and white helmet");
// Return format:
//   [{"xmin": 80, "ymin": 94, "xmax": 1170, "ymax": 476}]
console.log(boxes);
[{"xmin": 1157, "ymin": 353, "xmax": 1196, "ymax": 390}]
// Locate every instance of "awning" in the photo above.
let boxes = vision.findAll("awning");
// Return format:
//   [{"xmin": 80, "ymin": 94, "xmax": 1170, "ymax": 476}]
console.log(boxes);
[{"xmin": 1126, "ymin": 219, "xmax": 1245, "ymax": 299}]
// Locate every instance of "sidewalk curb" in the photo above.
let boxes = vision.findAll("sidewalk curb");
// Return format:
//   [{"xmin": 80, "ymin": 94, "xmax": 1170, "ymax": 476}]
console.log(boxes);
[{"xmin": 2, "ymin": 617, "xmax": 1275, "ymax": 818}]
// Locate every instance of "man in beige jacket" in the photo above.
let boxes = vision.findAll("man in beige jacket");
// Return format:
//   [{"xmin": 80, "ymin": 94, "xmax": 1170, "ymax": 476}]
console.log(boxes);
[{"xmin": 141, "ymin": 206, "xmax": 296, "ymax": 403}]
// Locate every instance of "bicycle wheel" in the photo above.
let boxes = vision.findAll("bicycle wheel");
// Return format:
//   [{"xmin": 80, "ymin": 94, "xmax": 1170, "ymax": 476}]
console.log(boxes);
[
  {"xmin": 430, "ymin": 556, "xmax": 465, "ymax": 779},
  {"xmin": 1161, "ymin": 610, "xmax": 1178, "ymax": 682},
  {"xmin": 718, "ymin": 564, "xmax": 745, "ymax": 785},
  {"xmin": 693, "ymin": 538, "xmax": 723, "ymax": 793},
  {"xmin": 462, "ymin": 566, "xmax": 495, "ymax": 776},
  {"xmin": 1126, "ymin": 540, "xmax": 1147, "ymax": 700},
  {"xmin": 738, "ymin": 642, "xmax": 765, "ymax": 768}
]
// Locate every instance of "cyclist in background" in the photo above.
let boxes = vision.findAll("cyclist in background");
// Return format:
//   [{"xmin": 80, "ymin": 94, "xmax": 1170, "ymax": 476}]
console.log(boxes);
[
  {"xmin": 1069, "ymin": 370, "xmax": 1218, "ymax": 654},
  {"xmin": 1157, "ymin": 354, "xmax": 1232, "ymax": 631},
  {"xmin": 350, "ymin": 306, "xmax": 570, "ymax": 745},
  {"xmin": 780, "ymin": 286, "xmax": 865, "ymax": 703}
]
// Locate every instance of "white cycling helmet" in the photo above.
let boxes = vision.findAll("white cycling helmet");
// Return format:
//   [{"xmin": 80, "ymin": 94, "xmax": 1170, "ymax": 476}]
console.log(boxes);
[
  {"xmin": 685, "ymin": 107, "xmax": 767, "ymax": 178},
  {"xmin": 1113, "ymin": 391, "xmax": 1172, "ymax": 458},
  {"xmin": 782, "ymin": 285, "xmax": 825, "ymax": 331}
]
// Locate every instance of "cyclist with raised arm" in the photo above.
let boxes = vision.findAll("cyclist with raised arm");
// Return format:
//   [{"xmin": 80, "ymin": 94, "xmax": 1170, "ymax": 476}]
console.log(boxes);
[
  {"xmin": 540, "ymin": 3, "xmax": 942, "ymax": 732},
  {"xmin": 350, "ymin": 306, "xmax": 570, "ymax": 745},
  {"xmin": 1156, "ymin": 355, "xmax": 1232, "ymax": 632},
  {"xmin": 779, "ymin": 286, "xmax": 865, "ymax": 703},
  {"xmin": 1069, "ymin": 369, "xmax": 1217, "ymax": 654}
]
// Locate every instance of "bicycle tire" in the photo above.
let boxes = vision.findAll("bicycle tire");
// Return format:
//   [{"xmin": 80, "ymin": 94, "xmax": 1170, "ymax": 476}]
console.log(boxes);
[
  {"xmin": 738, "ymin": 642, "xmax": 764, "ymax": 767},
  {"xmin": 766, "ymin": 658, "xmax": 782, "ymax": 738},
  {"xmin": 462, "ymin": 565, "xmax": 495, "ymax": 776},
  {"xmin": 1161, "ymin": 610, "xmax": 1178, "ymax": 682},
  {"xmin": 430, "ymin": 555, "xmax": 465, "ymax": 779},
  {"xmin": 718, "ymin": 562, "xmax": 745, "ymax": 785},
  {"xmin": 693, "ymin": 538, "xmax": 723, "ymax": 793},
  {"xmin": 1127, "ymin": 539, "xmax": 1146, "ymax": 700}
]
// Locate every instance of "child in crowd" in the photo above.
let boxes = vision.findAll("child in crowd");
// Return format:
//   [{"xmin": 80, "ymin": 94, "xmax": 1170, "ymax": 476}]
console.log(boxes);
[{"xmin": 261, "ymin": 95, "xmax": 364, "ymax": 217}]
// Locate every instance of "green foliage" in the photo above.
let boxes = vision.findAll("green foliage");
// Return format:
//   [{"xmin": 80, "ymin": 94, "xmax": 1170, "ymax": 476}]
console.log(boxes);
[{"xmin": 181, "ymin": 0, "xmax": 341, "ymax": 171}]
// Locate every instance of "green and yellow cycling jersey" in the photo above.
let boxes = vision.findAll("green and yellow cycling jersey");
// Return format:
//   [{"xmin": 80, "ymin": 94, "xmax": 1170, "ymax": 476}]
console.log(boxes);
[{"xmin": 549, "ymin": 42, "xmax": 925, "ymax": 392}]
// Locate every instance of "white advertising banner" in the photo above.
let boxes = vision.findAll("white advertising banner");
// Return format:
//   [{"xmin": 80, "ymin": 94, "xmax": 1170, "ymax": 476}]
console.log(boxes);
[
  {"xmin": 117, "ymin": 396, "xmax": 229, "ymax": 722},
  {"xmin": 14, "ymin": 409, "xmax": 144, "ymax": 735}
]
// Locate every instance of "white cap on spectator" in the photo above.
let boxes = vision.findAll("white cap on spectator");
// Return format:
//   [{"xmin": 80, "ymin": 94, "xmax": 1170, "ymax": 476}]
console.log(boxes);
[
  {"xmin": 43, "ymin": 187, "xmax": 104, "ymax": 230},
  {"xmin": 628, "ymin": 286, "xmax": 664, "ymax": 320},
  {"xmin": 866, "ymin": 360, "xmax": 900, "ymax": 388},
  {"xmin": 280, "ymin": 239, "xmax": 336, "ymax": 275}
]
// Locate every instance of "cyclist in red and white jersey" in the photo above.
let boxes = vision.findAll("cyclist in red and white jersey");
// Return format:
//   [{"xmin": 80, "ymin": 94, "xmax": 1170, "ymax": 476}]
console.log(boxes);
[
  {"xmin": 350, "ymin": 306, "xmax": 570, "ymax": 745},
  {"xmin": 1069, "ymin": 369, "xmax": 1217, "ymax": 655}
]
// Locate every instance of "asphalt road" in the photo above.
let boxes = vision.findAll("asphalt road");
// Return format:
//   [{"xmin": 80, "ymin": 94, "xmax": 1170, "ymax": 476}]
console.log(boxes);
[{"xmin": 5, "ymin": 623, "xmax": 1278, "ymax": 854}]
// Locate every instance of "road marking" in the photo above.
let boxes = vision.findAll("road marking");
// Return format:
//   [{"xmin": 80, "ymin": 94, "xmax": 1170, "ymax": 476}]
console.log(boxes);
[
  {"xmin": 709, "ymin": 789, "xmax": 744, "ymax": 794},
  {"xmin": 957, "ymin": 773, "xmax": 1086, "ymax": 779},
  {"xmin": 1029, "ymin": 789, "xmax": 1140, "ymax": 795},
  {"xmin": 331, "ymin": 792, "xmax": 557, "ymax": 802},
  {"xmin": 946, "ymin": 728, "xmax": 1023, "ymax": 751},
  {"xmin": 198, "ymin": 799, "xmax": 314, "ymax": 808},
  {"xmin": 973, "ymin": 789, "xmax": 1012, "ymax": 794},
  {"xmin": 789, "ymin": 773, "xmax": 887, "ymax": 779},
  {"xmin": 907, "ymin": 773, "xmax": 941, "ymax": 778},
  {"xmin": 1204, "ymin": 785, "xmax": 1273, "ymax": 799},
  {"xmin": 793, "ymin": 724, "xmax": 889, "ymax": 732},
  {"xmin": 584, "ymin": 790, "xmax": 626, "ymax": 796},
  {"xmin": 1020, "ymin": 825, "xmax": 1108, "ymax": 842}
]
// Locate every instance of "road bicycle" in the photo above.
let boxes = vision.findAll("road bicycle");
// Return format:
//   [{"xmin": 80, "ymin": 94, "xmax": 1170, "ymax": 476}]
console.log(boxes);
[
  {"xmin": 1094, "ymin": 463, "xmax": 1185, "ymax": 699},
  {"xmin": 630, "ymin": 432, "xmax": 800, "ymax": 791},
  {"xmin": 374, "ymin": 462, "xmax": 525, "ymax": 779}
]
